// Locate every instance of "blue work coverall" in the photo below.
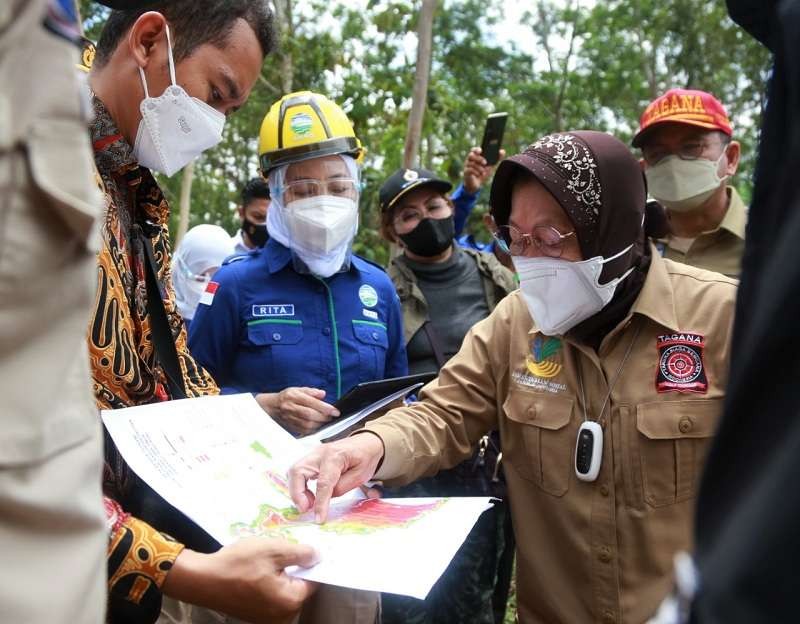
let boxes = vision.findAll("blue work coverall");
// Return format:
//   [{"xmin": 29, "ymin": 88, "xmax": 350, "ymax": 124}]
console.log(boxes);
[{"xmin": 188, "ymin": 239, "xmax": 408, "ymax": 403}]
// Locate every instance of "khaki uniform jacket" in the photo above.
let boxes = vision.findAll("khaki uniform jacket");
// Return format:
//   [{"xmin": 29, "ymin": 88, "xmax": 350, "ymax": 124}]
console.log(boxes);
[
  {"xmin": 658, "ymin": 186, "xmax": 747, "ymax": 278},
  {"xmin": 388, "ymin": 246, "xmax": 517, "ymax": 344},
  {"xmin": 0, "ymin": 1, "xmax": 106, "ymax": 622},
  {"xmin": 366, "ymin": 249, "xmax": 737, "ymax": 623}
]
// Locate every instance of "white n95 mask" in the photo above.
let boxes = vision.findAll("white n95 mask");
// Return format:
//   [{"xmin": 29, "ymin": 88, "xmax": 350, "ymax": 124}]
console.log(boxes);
[
  {"xmin": 645, "ymin": 153, "xmax": 728, "ymax": 213},
  {"xmin": 133, "ymin": 25, "xmax": 225, "ymax": 177},
  {"xmin": 285, "ymin": 195, "xmax": 359, "ymax": 255},
  {"xmin": 513, "ymin": 244, "xmax": 635, "ymax": 336},
  {"xmin": 284, "ymin": 195, "xmax": 359, "ymax": 277}
]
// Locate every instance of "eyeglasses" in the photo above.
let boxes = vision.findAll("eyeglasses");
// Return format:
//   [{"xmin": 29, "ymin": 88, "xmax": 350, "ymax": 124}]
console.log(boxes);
[
  {"xmin": 392, "ymin": 199, "xmax": 453, "ymax": 231},
  {"xmin": 490, "ymin": 224, "xmax": 576, "ymax": 258},
  {"xmin": 283, "ymin": 178, "xmax": 359, "ymax": 203},
  {"xmin": 642, "ymin": 138, "xmax": 727, "ymax": 166}
]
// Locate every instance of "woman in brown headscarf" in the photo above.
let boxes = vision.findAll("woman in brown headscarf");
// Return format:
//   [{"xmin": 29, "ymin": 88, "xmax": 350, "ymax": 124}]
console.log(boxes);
[
  {"xmin": 489, "ymin": 130, "xmax": 654, "ymax": 348},
  {"xmin": 287, "ymin": 131, "xmax": 738, "ymax": 623}
]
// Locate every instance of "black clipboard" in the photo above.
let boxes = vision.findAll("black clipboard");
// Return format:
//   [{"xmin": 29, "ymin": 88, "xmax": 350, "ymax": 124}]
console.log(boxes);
[{"xmin": 332, "ymin": 372, "xmax": 437, "ymax": 417}]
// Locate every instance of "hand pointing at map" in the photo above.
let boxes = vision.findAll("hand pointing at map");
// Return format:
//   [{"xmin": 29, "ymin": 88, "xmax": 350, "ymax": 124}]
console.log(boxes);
[{"xmin": 289, "ymin": 432, "xmax": 386, "ymax": 522}]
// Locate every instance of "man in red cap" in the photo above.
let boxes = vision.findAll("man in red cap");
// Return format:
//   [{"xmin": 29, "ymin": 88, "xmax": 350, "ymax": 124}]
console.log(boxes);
[{"xmin": 633, "ymin": 88, "xmax": 746, "ymax": 278}]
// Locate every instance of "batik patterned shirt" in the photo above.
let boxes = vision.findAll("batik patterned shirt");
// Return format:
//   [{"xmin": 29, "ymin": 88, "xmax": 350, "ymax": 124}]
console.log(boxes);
[{"xmin": 89, "ymin": 97, "xmax": 217, "ymax": 622}]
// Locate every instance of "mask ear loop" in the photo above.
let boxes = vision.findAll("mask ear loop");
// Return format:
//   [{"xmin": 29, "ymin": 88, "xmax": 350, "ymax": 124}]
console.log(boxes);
[
  {"xmin": 600, "ymin": 241, "xmax": 634, "ymax": 266},
  {"xmin": 597, "ymin": 241, "xmax": 636, "ymax": 285},
  {"xmin": 164, "ymin": 23, "xmax": 177, "ymax": 86},
  {"xmin": 136, "ymin": 22, "xmax": 176, "ymax": 97},
  {"xmin": 138, "ymin": 66, "xmax": 150, "ymax": 98}
]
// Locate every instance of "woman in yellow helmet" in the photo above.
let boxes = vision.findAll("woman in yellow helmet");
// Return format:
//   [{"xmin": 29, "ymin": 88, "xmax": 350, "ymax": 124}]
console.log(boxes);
[{"xmin": 191, "ymin": 89, "xmax": 406, "ymax": 432}]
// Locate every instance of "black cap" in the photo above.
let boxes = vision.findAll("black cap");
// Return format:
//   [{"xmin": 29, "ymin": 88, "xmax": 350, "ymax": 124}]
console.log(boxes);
[{"xmin": 379, "ymin": 168, "xmax": 453, "ymax": 213}]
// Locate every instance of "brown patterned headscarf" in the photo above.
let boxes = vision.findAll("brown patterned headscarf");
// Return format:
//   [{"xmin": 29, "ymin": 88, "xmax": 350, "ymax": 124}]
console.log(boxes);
[{"xmin": 490, "ymin": 130, "xmax": 651, "ymax": 346}]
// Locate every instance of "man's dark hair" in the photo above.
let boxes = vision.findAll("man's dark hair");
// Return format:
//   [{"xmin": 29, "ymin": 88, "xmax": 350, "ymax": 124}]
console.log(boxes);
[
  {"xmin": 94, "ymin": 0, "xmax": 275, "ymax": 67},
  {"xmin": 241, "ymin": 177, "xmax": 270, "ymax": 207}
]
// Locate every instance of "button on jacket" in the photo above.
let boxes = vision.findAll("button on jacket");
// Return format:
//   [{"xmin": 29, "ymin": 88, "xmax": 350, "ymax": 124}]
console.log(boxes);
[
  {"xmin": 189, "ymin": 238, "xmax": 408, "ymax": 401},
  {"xmin": 365, "ymin": 248, "xmax": 737, "ymax": 623}
]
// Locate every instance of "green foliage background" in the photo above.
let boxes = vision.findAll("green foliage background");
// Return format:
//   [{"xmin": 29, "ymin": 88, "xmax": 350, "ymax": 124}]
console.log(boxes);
[{"xmin": 80, "ymin": 0, "xmax": 770, "ymax": 268}]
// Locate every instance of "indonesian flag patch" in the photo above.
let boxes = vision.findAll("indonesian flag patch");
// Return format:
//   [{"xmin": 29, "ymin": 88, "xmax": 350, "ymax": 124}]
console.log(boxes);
[
  {"xmin": 655, "ymin": 332, "xmax": 708, "ymax": 393},
  {"xmin": 199, "ymin": 281, "xmax": 219, "ymax": 306}
]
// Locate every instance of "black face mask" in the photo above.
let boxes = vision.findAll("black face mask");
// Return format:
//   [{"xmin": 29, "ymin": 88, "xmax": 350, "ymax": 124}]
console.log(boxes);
[
  {"xmin": 243, "ymin": 217, "xmax": 268, "ymax": 248},
  {"xmin": 399, "ymin": 216, "xmax": 455, "ymax": 257}
]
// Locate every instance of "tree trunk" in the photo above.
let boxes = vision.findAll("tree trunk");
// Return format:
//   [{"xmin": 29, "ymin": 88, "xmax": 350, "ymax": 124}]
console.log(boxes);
[
  {"xmin": 274, "ymin": 0, "xmax": 295, "ymax": 93},
  {"xmin": 175, "ymin": 160, "xmax": 195, "ymax": 246},
  {"xmin": 403, "ymin": 0, "xmax": 437, "ymax": 168}
]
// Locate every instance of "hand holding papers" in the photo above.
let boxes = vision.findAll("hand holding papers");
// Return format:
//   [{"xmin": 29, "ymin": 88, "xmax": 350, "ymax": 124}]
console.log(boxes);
[
  {"xmin": 102, "ymin": 393, "xmax": 491, "ymax": 599},
  {"xmin": 303, "ymin": 372, "xmax": 437, "ymax": 444}
]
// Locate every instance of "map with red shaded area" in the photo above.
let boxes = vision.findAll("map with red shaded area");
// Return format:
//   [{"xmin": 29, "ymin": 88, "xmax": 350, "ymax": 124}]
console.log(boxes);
[
  {"xmin": 230, "ymin": 497, "xmax": 445, "ymax": 539},
  {"xmin": 321, "ymin": 498, "xmax": 445, "ymax": 534}
]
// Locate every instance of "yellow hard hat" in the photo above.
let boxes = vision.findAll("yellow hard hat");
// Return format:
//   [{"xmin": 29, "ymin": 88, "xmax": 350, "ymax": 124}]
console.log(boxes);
[{"xmin": 258, "ymin": 91, "xmax": 363, "ymax": 174}]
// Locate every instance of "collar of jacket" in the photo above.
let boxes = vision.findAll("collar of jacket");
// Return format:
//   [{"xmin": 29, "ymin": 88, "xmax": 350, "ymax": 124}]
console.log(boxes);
[
  {"xmin": 90, "ymin": 96, "xmax": 137, "ymax": 176},
  {"xmin": 525, "ymin": 244, "xmax": 682, "ymax": 339},
  {"xmin": 261, "ymin": 238, "xmax": 362, "ymax": 277},
  {"xmin": 390, "ymin": 246, "xmax": 514, "ymax": 301},
  {"xmin": 717, "ymin": 186, "xmax": 748, "ymax": 240},
  {"xmin": 388, "ymin": 254, "xmax": 428, "ymax": 305}
]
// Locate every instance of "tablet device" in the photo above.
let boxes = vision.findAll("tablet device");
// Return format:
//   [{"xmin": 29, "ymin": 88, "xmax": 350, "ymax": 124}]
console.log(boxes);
[{"xmin": 333, "ymin": 372, "xmax": 437, "ymax": 417}]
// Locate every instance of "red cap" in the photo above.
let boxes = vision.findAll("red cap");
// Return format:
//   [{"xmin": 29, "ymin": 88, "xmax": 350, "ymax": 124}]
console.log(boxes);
[{"xmin": 632, "ymin": 88, "xmax": 733, "ymax": 147}]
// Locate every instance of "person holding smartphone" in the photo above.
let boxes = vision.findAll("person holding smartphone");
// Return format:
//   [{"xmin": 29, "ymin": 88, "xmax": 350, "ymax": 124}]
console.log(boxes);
[{"xmin": 455, "ymin": 114, "xmax": 514, "ymax": 270}]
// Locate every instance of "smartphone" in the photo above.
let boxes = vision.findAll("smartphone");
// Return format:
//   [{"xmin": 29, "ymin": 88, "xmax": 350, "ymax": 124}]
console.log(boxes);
[{"xmin": 480, "ymin": 112, "xmax": 508, "ymax": 165}]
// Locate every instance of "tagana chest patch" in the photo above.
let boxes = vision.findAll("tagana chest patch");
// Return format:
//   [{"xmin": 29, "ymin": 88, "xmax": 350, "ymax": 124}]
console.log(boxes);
[{"xmin": 656, "ymin": 332, "xmax": 708, "ymax": 393}]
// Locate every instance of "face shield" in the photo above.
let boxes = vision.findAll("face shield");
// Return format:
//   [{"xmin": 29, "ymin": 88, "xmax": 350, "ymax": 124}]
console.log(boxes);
[
  {"xmin": 171, "ymin": 224, "xmax": 234, "ymax": 320},
  {"xmin": 266, "ymin": 154, "xmax": 361, "ymax": 277}
]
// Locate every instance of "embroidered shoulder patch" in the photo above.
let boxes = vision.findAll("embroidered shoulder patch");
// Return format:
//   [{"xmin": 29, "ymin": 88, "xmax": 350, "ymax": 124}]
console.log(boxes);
[{"xmin": 655, "ymin": 333, "xmax": 708, "ymax": 393}]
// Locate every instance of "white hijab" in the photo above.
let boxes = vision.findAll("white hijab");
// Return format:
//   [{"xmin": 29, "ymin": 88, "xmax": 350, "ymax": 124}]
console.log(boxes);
[
  {"xmin": 266, "ymin": 154, "xmax": 360, "ymax": 277},
  {"xmin": 172, "ymin": 224, "xmax": 234, "ymax": 320}
]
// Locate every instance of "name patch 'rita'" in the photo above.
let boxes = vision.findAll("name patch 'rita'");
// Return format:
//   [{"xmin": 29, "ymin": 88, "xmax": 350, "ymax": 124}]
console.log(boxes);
[{"xmin": 655, "ymin": 332, "xmax": 708, "ymax": 394}]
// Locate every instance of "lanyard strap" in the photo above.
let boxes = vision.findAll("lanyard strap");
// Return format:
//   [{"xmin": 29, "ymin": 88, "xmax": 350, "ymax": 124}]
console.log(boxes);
[
  {"xmin": 577, "ymin": 320, "xmax": 642, "ymax": 424},
  {"xmin": 422, "ymin": 321, "xmax": 447, "ymax": 370},
  {"xmin": 139, "ymin": 225, "xmax": 187, "ymax": 401}
]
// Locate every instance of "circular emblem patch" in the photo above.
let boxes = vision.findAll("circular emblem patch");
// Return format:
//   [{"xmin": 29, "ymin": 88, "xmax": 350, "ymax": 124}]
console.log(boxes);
[
  {"xmin": 290, "ymin": 112, "xmax": 314, "ymax": 136},
  {"xmin": 659, "ymin": 345, "xmax": 702, "ymax": 384},
  {"xmin": 359, "ymin": 284, "xmax": 379, "ymax": 308},
  {"xmin": 80, "ymin": 41, "xmax": 96, "ymax": 72}
]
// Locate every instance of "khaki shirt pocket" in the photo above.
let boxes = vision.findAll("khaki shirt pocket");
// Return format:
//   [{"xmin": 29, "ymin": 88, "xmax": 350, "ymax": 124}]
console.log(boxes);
[
  {"xmin": 634, "ymin": 399, "xmax": 722, "ymax": 508},
  {"xmin": 503, "ymin": 389, "xmax": 575, "ymax": 496},
  {"xmin": 27, "ymin": 118, "xmax": 102, "ymax": 250}
]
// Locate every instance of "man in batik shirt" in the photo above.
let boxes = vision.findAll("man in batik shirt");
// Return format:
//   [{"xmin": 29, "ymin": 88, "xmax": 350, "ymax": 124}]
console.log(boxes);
[{"xmin": 88, "ymin": 3, "xmax": 318, "ymax": 623}]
